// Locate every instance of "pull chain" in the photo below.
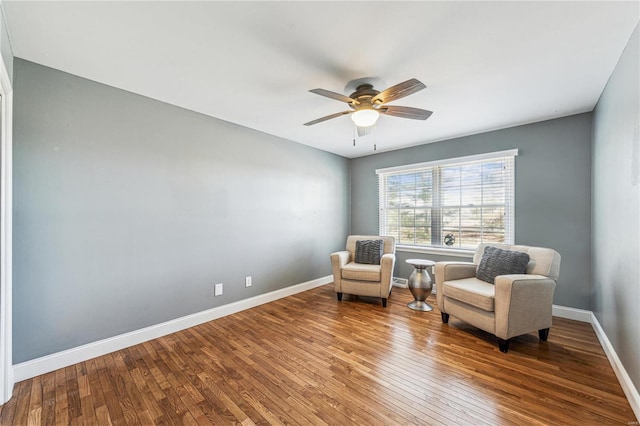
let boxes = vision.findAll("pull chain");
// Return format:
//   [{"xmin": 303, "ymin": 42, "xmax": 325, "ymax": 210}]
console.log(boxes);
[{"xmin": 373, "ymin": 123, "xmax": 377, "ymax": 151}]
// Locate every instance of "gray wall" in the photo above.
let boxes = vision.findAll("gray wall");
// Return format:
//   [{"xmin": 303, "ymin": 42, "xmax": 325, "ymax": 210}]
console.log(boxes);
[
  {"xmin": 12, "ymin": 59, "xmax": 350, "ymax": 363},
  {"xmin": 351, "ymin": 114, "xmax": 592, "ymax": 309},
  {"xmin": 592, "ymin": 23, "xmax": 639, "ymax": 394}
]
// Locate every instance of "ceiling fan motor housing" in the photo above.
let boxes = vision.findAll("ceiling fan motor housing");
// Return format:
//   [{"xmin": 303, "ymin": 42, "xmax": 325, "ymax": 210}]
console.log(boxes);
[{"xmin": 349, "ymin": 84, "xmax": 381, "ymax": 109}]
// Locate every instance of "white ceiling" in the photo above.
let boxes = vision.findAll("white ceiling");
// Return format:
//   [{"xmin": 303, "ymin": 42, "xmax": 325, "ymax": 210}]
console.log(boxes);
[{"xmin": 3, "ymin": 1, "xmax": 639, "ymax": 158}]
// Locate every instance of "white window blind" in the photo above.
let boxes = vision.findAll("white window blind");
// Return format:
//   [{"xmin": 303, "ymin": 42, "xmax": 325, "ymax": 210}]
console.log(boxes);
[{"xmin": 377, "ymin": 150, "xmax": 517, "ymax": 250}]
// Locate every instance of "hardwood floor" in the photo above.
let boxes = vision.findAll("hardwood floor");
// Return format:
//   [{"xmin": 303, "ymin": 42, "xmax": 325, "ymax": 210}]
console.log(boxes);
[{"xmin": 1, "ymin": 284, "xmax": 636, "ymax": 425}]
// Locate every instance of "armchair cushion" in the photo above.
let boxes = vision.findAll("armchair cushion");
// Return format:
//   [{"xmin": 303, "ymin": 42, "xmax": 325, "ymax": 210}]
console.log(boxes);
[
  {"xmin": 354, "ymin": 239, "xmax": 383, "ymax": 265},
  {"xmin": 341, "ymin": 262, "xmax": 381, "ymax": 282},
  {"xmin": 476, "ymin": 246, "xmax": 530, "ymax": 284},
  {"xmin": 444, "ymin": 277, "xmax": 496, "ymax": 312}
]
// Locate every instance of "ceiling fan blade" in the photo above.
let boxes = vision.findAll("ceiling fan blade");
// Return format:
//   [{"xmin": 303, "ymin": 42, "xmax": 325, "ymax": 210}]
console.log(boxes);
[
  {"xmin": 357, "ymin": 126, "xmax": 372, "ymax": 137},
  {"xmin": 303, "ymin": 110, "xmax": 351, "ymax": 126},
  {"xmin": 309, "ymin": 88, "xmax": 355, "ymax": 104},
  {"xmin": 380, "ymin": 106, "xmax": 433, "ymax": 120},
  {"xmin": 371, "ymin": 78, "xmax": 426, "ymax": 104}
]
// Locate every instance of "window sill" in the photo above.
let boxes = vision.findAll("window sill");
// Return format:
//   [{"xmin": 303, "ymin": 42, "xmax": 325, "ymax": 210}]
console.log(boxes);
[{"xmin": 396, "ymin": 245, "xmax": 475, "ymax": 259}]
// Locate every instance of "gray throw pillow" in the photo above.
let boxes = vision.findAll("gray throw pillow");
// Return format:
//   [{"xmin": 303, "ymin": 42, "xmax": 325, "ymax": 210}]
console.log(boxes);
[
  {"xmin": 355, "ymin": 239, "xmax": 384, "ymax": 265},
  {"xmin": 476, "ymin": 246, "xmax": 530, "ymax": 284}
]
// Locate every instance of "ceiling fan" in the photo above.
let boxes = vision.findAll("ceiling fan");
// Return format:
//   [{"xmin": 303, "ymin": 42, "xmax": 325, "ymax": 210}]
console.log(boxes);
[{"xmin": 304, "ymin": 78, "xmax": 433, "ymax": 136}]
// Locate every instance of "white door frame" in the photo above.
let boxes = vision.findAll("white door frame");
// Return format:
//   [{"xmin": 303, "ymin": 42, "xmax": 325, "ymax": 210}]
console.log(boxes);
[{"xmin": 0, "ymin": 53, "xmax": 13, "ymax": 404}]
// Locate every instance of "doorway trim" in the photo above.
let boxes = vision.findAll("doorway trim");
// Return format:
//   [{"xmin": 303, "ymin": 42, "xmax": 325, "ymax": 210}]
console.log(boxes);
[{"xmin": 0, "ymin": 53, "xmax": 13, "ymax": 404}]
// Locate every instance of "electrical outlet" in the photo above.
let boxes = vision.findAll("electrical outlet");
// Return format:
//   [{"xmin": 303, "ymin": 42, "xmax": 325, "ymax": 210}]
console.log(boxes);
[
  {"xmin": 214, "ymin": 283, "xmax": 223, "ymax": 296},
  {"xmin": 245, "ymin": 276, "xmax": 252, "ymax": 287}
]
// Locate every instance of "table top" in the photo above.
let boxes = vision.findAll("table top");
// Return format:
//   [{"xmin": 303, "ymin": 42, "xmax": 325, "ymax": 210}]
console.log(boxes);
[{"xmin": 406, "ymin": 258, "xmax": 435, "ymax": 268}]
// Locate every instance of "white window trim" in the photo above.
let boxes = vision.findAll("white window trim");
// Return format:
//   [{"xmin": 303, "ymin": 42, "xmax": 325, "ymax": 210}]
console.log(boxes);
[
  {"xmin": 377, "ymin": 149, "xmax": 518, "ymax": 253},
  {"xmin": 0, "ymin": 50, "xmax": 13, "ymax": 404},
  {"xmin": 396, "ymin": 244, "xmax": 475, "ymax": 259},
  {"xmin": 375, "ymin": 149, "xmax": 519, "ymax": 175}
]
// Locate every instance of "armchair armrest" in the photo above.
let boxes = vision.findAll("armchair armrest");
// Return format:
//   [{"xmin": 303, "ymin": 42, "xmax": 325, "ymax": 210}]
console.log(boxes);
[
  {"xmin": 330, "ymin": 251, "xmax": 351, "ymax": 292},
  {"xmin": 434, "ymin": 261, "xmax": 477, "ymax": 311},
  {"xmin": 379, "ymin": 253, "xmax": 396, "ymax": 297},
  {"xmin": 381, "ymin": 252, "xmax": 395, "ymax": 267},
  {"xmin": 494, "ymin": 274, "xmax": 556, "ymax": 339},
  {"xmin": 330, "ymin": 250, "xmax": 351, "ymax": 268},
  {"xmin": 435, "ymin": 262, "xmax": 477, "ymax": 282}
]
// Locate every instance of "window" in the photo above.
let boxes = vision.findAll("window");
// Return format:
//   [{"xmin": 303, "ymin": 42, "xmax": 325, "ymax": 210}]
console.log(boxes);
[{"xmin": 377, "ymin": 150, "xmax": 517, "ymax": 251}]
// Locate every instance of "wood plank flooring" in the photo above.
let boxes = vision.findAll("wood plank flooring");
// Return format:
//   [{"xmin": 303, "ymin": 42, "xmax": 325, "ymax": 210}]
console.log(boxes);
[{"xmin": 1, "ymin": 284, "xmax": 636, "ymax": 425}]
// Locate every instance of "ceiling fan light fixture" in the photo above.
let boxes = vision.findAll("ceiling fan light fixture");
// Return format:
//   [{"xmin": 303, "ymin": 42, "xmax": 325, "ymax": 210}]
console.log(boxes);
[{"xmin": 351, "ymin": 108, "xmax": 379, "ymax": 127}]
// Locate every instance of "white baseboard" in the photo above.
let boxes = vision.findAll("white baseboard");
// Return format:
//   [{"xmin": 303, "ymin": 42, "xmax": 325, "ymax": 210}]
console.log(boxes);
[
  {"xmin": 552, "ymin": 304, "xmax": 592, "ymax": 322},
  {"xmin": 590, "ymin": 312, "xmax": 640, "ymax": 422},
  {"xmin": 13, "ymin": 275, "xmax": 332, "ymax": 382}
]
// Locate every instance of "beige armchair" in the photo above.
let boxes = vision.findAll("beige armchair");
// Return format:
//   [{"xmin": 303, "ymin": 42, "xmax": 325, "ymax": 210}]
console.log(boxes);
[
  {"xmin": 331, "ymin": 235, "xmax": 396, "ymax": 307},
  {"xmin": 435, "ymin": 243, "xmax": 561, "ymax": 353}
]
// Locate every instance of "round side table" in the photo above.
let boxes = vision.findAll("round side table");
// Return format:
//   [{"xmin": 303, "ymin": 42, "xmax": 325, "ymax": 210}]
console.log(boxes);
[{"xmin": 406, "ymin": 259, "xmax": 435, "ymax": 311}]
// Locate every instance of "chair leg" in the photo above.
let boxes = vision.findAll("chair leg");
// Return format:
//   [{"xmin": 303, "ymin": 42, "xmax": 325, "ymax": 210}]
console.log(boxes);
[
  {"xmin": 381, "ymin": 298, "xmax": 387, "ymax": 308},
  {"xmin": 498, "ymin": 338, "xmax": 510, "ymax": 353},
  {"xmin": 441, "ymin": 312, "xmax": 449, "ymax": 323},
  {"xmin": 336, "ymin": 292, "xmax": 342, "ymax": 301},
  {"xmin": 539, "ymin": 328, "xmax": 550, "ymax": 342}
]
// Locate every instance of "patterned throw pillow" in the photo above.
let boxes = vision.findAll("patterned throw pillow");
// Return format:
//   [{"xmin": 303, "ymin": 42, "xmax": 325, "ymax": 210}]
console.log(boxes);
[
  {"xmin": 354, "ymin": 239, "xmax": 384, "ymax": 265},
  {"xmin": 476, "ymin": 246, "xmax": 530, "ymax": 284}
]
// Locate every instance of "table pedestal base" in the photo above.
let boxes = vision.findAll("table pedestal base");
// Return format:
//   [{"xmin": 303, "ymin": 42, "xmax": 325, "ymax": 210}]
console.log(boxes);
[{"xmin": 407, "ymin": 300, "xmax": 433, "ymax": 311}]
